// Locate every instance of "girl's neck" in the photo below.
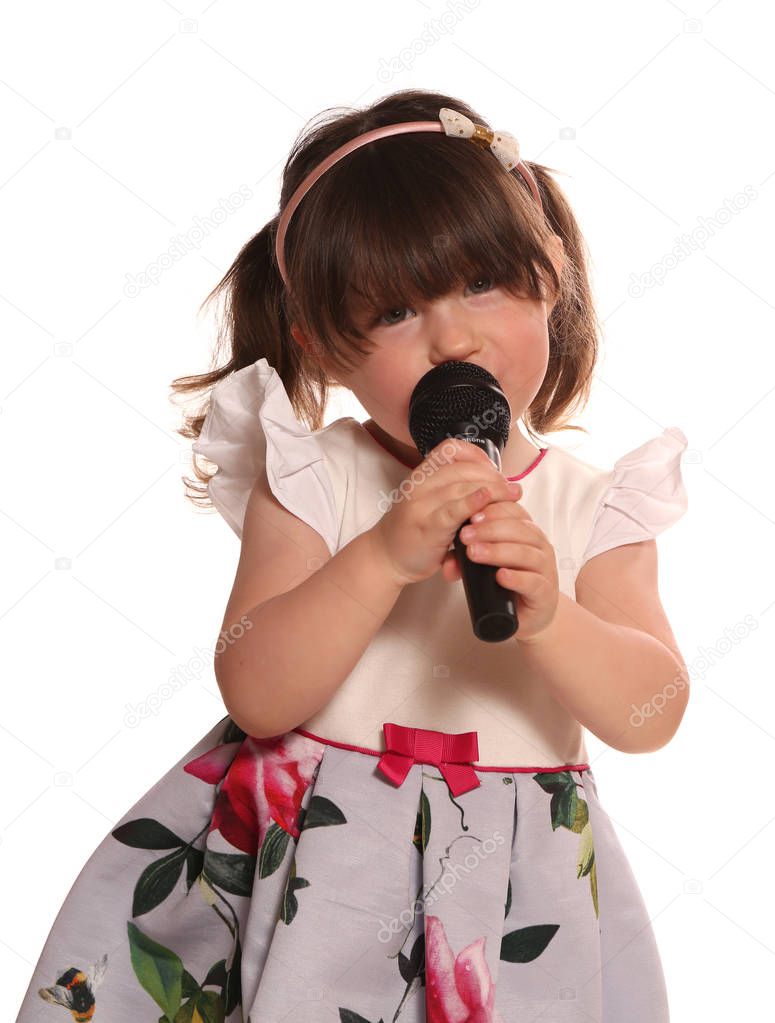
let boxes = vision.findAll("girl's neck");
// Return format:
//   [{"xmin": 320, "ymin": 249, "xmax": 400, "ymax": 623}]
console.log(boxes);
[{"xmin": 362, "ymin": 419, "xmax": 543, "ymax": 477}]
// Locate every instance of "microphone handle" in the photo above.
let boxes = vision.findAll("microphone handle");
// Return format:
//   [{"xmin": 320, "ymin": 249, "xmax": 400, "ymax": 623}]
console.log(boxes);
[{"xmin": 453, "ymin": 522, "xmax": 519, "ymax": 642}]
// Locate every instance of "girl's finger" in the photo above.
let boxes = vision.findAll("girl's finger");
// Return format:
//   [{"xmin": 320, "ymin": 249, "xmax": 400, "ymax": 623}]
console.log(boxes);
[
  {"xmin": 427, "ymin": 435, "xmax": 497, "ymax": 470},
  {"xmin": 445, "ymin": 484, "xmax": 501, "ymax": 528},
  {"xmin": 441, "ymin": 550, "xmax": 461, "ymax": 582},
  {"xmin": 464, "ymin": 540, "xmax": 545, "ymax": 571},
  {"xmin": 493, "ymin": 566, "xmax": 546, "ymax": 596},
  {"xmin": 461, "ymin": 519, "xmax": 547, "ymax": 552},
  {"xmin": 470, "ymin": 496, "xmax": 533, "ymax": 522}
]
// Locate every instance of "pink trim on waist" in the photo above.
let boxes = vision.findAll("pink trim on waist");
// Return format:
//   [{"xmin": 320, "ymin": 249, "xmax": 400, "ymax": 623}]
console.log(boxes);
[{"xmin": 293, "ymin": 723, "xmax": 589, "ymax": 797}]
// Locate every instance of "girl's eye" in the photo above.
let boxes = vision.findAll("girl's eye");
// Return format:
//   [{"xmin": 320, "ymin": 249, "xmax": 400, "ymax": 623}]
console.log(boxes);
[
  {"xmin": 372, "ymin": 276, "xmax": 494, "ymax": 328},
  {"xmin": 374, "ymin": 306, "xmax": 409, "ymax": 328},
  {"xmin": 468, "ymin": 276, "xmax": 493, "ymax": 295}
]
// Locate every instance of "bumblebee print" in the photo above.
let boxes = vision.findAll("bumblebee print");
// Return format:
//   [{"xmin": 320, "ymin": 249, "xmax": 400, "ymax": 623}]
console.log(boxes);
[{"xmin": 37, "ymin": 954, "xmax": 107, "ymax": 1021}]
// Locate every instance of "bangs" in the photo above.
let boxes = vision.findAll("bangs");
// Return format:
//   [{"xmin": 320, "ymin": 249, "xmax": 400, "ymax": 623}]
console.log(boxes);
[{"xmin": 283, "ymin": 130, "xmax": 558, "ymax": 376}]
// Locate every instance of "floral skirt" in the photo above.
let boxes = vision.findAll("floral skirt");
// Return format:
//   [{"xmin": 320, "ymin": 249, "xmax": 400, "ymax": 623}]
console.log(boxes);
[{"xmin": 15, "ymin": 715, "xmax": 669, "ymax": 1022}]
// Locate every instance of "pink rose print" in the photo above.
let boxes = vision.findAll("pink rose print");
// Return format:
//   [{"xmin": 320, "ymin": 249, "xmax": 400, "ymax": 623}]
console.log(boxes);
[
  {"xmin": 425, "ymin": 915, "xmax": 505, "ymax": 1023},
  {"xmin": 184, "ymin": 731, "xmax": 323, "ymax": 855}
]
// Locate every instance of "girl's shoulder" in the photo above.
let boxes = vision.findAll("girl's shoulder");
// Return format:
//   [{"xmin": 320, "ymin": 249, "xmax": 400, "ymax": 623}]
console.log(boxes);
[
  {"xmin": 520, "ymin": 427, "xmax": 688, "ymax": 587},
  {"xmin": 544, "ymin": 426, "xmax": 690, "ymax": 568},
  {"xmin": 192, "ymin": 357, "xmax": 359, "ymax": 556}
]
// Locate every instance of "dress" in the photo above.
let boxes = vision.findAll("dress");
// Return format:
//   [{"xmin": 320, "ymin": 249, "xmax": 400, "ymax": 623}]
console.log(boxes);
[{"xmin": 15, "ymin": 357, "xmax": 689, "ymax": 1023}]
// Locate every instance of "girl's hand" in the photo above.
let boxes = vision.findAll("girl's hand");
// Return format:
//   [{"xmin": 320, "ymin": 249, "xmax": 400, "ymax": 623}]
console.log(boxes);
[
  {"xmin": 371, "ymin": 437, "xmax": 524, "ymax": 587},
  {"xmin": 441, "ymin": 495, "xmax": 559, "ymax": 643}
]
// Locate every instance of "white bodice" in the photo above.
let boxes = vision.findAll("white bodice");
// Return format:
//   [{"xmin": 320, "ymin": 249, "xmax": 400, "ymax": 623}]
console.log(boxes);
[{"xmin": 194, "ymin": 358, "xmax": 689, "ymax": 767}]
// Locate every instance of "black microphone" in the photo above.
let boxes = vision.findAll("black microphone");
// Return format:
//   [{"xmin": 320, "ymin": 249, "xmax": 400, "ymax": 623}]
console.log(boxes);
[{"xmin": 408, "ymin": 360, "xmax": 519, "ymax": 642}]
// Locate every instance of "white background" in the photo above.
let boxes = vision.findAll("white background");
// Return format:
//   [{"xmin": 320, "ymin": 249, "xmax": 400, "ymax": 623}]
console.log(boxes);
[{"xmin": 3, "ymin": 1, "xmax": 773, "ymax": 1018}]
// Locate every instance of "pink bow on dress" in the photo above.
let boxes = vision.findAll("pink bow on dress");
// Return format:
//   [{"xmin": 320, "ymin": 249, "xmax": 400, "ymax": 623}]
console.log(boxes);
[{"xmin": 377, "ymin": 722, "xmax": 481, "ymax": 796}]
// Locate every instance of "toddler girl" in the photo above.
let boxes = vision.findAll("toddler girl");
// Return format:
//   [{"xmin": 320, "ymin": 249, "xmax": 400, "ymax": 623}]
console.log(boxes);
[{"xmin": 16, "ymin": 88, "xmax": 689, "ymax": 1023}]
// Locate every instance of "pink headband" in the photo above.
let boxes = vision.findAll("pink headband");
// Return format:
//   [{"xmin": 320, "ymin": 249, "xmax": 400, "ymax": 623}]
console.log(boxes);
[{"xmin": 274, "ymin": 105, "xmax": 543, "ymax": 291}]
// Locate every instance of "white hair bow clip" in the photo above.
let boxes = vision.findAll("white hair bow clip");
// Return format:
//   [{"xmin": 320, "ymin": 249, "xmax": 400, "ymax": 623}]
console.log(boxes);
[{"xmin": 439, "ymin": 106, "xmax": 520, "ymax": 172}]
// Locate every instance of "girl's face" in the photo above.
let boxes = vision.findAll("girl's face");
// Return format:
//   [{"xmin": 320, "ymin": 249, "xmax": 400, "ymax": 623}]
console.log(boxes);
[{"xmin": 295, "ymin": 237, "xmax": 564, "ymax": 471}]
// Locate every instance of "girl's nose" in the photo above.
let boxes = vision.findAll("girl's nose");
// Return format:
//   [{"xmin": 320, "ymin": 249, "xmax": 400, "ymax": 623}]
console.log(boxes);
[
  {"xmin": 431, "ymin": 346, "xmax": 480, "ymax": 368},
  {"xmin": 428, "ymin": 327, "xmax": 481, "ymax": 365}
]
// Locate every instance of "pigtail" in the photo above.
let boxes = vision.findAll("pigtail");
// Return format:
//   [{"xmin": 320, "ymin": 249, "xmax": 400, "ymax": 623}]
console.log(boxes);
[
  {"xmin": 521, "ymin": 161, "xmax": 602, "ymax": 444},
  {"xmin": 170, "ymin": 217, "xmax": 332, "ymax": 510}
]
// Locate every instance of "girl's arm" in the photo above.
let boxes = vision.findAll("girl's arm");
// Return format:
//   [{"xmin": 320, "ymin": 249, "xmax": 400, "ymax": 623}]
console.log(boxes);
[
  {"xmin": 518, "ymin": 539, "xmax": 689, "ymax": 754},
  {"xmin": 214, "ymin": 474, "xmax": 405, "ymax": 739}
]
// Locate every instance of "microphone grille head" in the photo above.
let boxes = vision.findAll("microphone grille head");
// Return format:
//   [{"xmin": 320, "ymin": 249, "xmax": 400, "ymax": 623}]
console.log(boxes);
[{"xmin": 408, "ymin": 360, "xmax": 511, "ymax": 458}]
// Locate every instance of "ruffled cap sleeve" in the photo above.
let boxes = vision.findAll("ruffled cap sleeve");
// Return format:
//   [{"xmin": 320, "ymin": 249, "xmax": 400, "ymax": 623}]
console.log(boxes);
[
  {"xmin": 191, "ymin": 357, "xmax": 339, "ymax": 555},
  {"xmin": 580, "ymin": 426, "xmax": 688, "ymax": 564}
]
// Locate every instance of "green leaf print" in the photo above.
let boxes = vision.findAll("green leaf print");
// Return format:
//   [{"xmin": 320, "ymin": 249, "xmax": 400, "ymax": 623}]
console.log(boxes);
[
  {"xmin": 198, "ymin": 945, "xmax": 241, "ymax": 1018},
  {"xmin": 112, "ymin": 817, "xmax": 185, "ymax": 849},
  {"xmin": 532, "ymin": 771, "xmax": 574, "ymax": 795},
  {"xmin": 533, "ymin": 772, "xmax": 599, "ymax": 920},
  {"xmin": 257, "ymin": 796, "xmax": 345, "ymax": 882},
  {"xmin": 132, "ymin": 847, "xmax": 189, "ymax": 917},
  {"xmin": 413, "ymin": 790, "xmax": 431, "ymax": 855},
  {"xmin": 576, "ymin": 822, "xmax": 599, "ymax": 917},
  {"xmin": 590, "ymin": 860, "xmax": 599, "ymax": 918},
  {"xmin": 128, "ymin": 922, "xmax": 240, "ymax": 1022},
  {"xmin": 533, "ymin": 771, "xmax": 580, "ymax": 829},
  {"xmin": 299, "ymin": 794, "xmax": 348, "ymax": 829},
  {"xmin": 279, "ymin": 860, "xmax": 311, "ymax": 925},
  {"xmin": 185, "ymin": 847, "xmax": 205, "ymax": 890},
  {"xmin": 181, "ymin": 968, "xmax": 200, "ymax": 998},
  {"xmin": 551, "ymin": 783, "xmax": 578, "ymax": 831},
  {"xmin": 501, "ymin": 923, "xmax": 560, "ymax": 963},
  {"xmin": 570, "ymin": 797, "xmax": 589, "ymax": 833},
  {"xmin": 258, "ymin": 821, "xmax": 291, "ymax": 878},
  {"xmin": 576, "ymin": 822, "xmax": 594, "ymax": 878},
  {"xmin": 398, "ymin": 932, "xmax": 425, "ymax": 987},
  {"xmin": 203, "ymin": 849, "xmax": 256, "ymax": 896},
  {"xmin": 224, "ymin": 939, "xmax": 242, "ymax": 1018},
  {"xmin": 173, "ymin": 987, "xmax": 225, "ymax": 1022},
  {"xmin": 127, "ymin": 920, "xmax": 183, "ymax": 1020}
]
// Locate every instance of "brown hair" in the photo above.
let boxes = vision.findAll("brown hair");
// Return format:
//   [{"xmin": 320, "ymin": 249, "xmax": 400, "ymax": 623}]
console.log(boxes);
[{"xmin": 172, "ymin": 88, "xmax": 601, "ymax": 510}]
